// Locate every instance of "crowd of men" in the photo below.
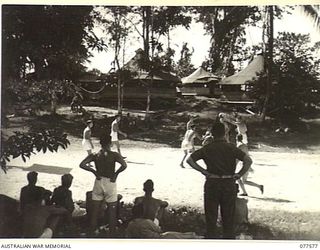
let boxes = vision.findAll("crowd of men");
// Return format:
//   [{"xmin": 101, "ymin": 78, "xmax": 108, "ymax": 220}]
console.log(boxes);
[{"xmin": 17, "ymin": 112, "xmax": 263, "ymax": 239}]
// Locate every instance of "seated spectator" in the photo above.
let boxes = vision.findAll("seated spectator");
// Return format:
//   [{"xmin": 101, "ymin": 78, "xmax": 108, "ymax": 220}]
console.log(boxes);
[
  {"xmin": 134, "ymin": 179, "xmax": 168, "ymax": 225},
  {"xmin": 51, "ymin": 174, "xmax": 87, "ymax": 236},
  {"xmin": 126, "ymin": 203, "xmax": 202, "ymax": 239},
  {"xmin": 22, "ymin": 188, "xmax": 68, "ymax": 238},
  {"xmin": 51, "ymin": 174, "xmax": 74, "ymax": 214},
  {"xmin": 126, "ymin": 203, "xmax": 162, "ymax": 238},
  {"xmin": 20, "ymin": 171, "xmax": 52, "ymax": 211}
]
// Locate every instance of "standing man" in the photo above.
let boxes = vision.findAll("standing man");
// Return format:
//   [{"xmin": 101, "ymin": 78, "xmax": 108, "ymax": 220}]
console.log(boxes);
[
  {"xmin": 218, "ymin": 113, "xmax": 231, "ymax": 143},
  {"xmin": 180, "ymin": 124, "xmax": 201, "ymax": 168},
  {"xmin": 236, "ymin": 134, "xmax": 263, "ymax": 196},
  {"xmin": 186, "ymin": 122, "xmax": 252, "ymax": 239},
  {"xmin": 80, "ymin": 135, "xmax": 127, "ymax": 237},
  {"xmin": 110, "ymin": 114, "xmax": 127, "ymax": 157},
  {"xmin": 233, "ymin": 115, "xmax": 248, "ymax": 145},
  {"xmin": 82, "ymin": 120, "xmax": 94, "ymax": 155}
]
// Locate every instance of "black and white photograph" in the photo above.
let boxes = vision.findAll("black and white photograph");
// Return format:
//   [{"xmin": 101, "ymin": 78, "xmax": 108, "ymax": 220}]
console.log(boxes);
[{"xmin": 1, "ymin": 2, "xmax": 320, "ymax": 244}]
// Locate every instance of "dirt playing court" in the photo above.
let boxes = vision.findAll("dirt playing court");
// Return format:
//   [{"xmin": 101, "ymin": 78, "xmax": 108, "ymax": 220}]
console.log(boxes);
[{"xmin": 1, "ymin": 135, "xmax": 319, "ymax": 214}]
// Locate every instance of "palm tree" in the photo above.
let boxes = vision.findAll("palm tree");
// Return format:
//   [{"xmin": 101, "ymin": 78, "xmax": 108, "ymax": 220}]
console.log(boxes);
[
  {"xmin": 261, "ymin": 5, "xmax": 319, "ymax": 121},
  {"xmin": 300, "ymin": 5, "xmax": 320, "ymax": 31}
]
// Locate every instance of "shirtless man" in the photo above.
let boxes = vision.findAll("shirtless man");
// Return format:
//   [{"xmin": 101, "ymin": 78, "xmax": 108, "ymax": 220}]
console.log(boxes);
[
  {"xmin": 134, "ymin": 179, "xmax": 168, "ymax": 225},
  {"xmin": 22, "ymin": 188, "xmax": 68, "ymax": 238},
  {"xmin": 80, "ymin": 135, "xmax": 127, "ymax": 237},
  {"xmin": 110, "ymin": 115, "xmax": 127, "ymax": 157},
  {"xmin": 126, "ymin": 203, "xmax": 201, "ymax": 239}
]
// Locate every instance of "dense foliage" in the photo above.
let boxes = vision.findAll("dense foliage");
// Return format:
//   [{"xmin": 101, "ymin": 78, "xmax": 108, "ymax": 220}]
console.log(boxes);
[
  {"xmin": 175, "ymin": 43, "xmax": 196, "ymax": 78},
  {"xmin": 2, "ymin": 5, "xmax": 105, "ymax": 81},
  {"xmin": 1, "ymin": 130, "xmax": 70, "ymax": 173},
  {"xmin": 248, "ymin": 32, "xmax": 320, "ymax": 121}
]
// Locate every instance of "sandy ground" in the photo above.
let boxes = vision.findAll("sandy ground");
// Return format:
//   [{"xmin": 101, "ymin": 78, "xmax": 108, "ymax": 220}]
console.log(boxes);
[{"xmin": 1, "ymin": 135, "xmax": 320, "ymax": 214}]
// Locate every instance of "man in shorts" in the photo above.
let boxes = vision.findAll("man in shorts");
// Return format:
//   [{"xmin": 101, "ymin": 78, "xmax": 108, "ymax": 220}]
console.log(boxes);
[
  {"xmin": 180, "ymin": 124, "xmax": 201, "ymax": 168},
  {"xmin": 236, "ymin": 134, "xmax": 264, "ymax": 196},
  {"xmin": 80, "ymin": 135, "xmax": 127, "ymax": 237},
  {"xmin": 187, "ymin": 122, "xmax": 252, "ymax": 239},
  {"xmin": 82, "ymin": 120, "xmax": 94, "ymax": 155},
  {"xmin": 110, "ymin": 114, "xmax": 127, "ymax": 157}
]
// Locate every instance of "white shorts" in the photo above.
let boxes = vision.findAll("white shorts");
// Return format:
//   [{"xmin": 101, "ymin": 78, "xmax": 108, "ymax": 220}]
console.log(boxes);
[
  {"xmin": 110, "ymin": 132, "xmax": 118, "ymax": 142},
  {"xmin": 92, "ymin": 177, "xmax": 117, "ymax": 203},
  {"xmin": 181, "ymin": 140, "xmax": 194, "ymax": 151},
  {"xmin": 39, "ymin": 228, "xmax": 53, "ymax": 238},
  {"xmin": 82, "ymin": 139, "xmax": 93, "ymax": 150}
]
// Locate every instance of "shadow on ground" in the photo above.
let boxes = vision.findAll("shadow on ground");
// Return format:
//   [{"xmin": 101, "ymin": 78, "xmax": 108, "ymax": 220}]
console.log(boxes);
[
  {"xmin": 8, "ymin": 164, "xmax": 72, "ymax": 175},
  {"xmin": 249, "ymin": 196, "xmax": 294, "ymax": 203}
]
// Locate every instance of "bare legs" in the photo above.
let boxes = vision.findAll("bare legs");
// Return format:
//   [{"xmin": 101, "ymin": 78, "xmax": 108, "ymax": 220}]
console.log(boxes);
[
  {"xmin": 106, "ymin": 201, "xmax": 117, "ymax": 237},
  {"xmin": 89, "ymin": 200, "xmax": 101, "ymax": 235},
  {"xmin": 89, "ymin": 200, "xmax": 117, "ymax": 237},
  {"xmin": 238, "ymin": 172, "xmax": 264, "ymax": 196},
  {"xmin": 180, "ymin": 150, "xmax": 188, "ymax": 168},
  {"xmin": 111, "ymin": 141, "xmax": 123, "ymax": 157},
  {"xmin": 180, "ymin": 148, "xmax": 195, "ymax": 168}
]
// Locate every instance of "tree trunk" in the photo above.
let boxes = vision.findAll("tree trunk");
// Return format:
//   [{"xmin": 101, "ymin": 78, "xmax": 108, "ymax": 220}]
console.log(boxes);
[
  {"xmin": 224, "ymin": 27, "xmax": 238, "ymax": 75},
  {"xmin": 114, "ymin": 12, "xmax": 122, "ymax": 115},
  {"xmin": 261, "ymin": 5, "xmax": 274, "ymax": 122},
  {"xmin": 144, "ymin": 6, "xmax": 151, "ymax": 119},
  {"xmin": 50, "ymin": 88, "xmax": 57, "ymax": 115},
  {"xmin": 117, "ymin": 77, "xmax": 121, "ymax": 114}
]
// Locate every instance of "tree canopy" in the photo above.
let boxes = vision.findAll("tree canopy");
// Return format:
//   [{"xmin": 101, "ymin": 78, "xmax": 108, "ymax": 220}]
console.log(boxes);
[
  {"xmin": 249, "ymin": 32, "xmax": 320, "ymax": 121},
  {"xmin": 2, "ymin": 5, "xmax": 106, "ymax": 81}
]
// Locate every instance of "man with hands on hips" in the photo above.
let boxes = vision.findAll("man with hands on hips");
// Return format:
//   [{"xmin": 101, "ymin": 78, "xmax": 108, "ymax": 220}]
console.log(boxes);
[
  {"xmin": 80, "ymin": 134, "xmax": 127, "ymax": 237},
  {"xmin": 187, "ymin": 122, "xmax": 252, "ymax": 239}
]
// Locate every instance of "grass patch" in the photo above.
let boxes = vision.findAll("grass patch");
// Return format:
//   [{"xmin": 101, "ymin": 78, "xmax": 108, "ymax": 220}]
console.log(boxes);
[
  {"xmin": 248, "ymin": 209, "xmax": 320, "ymax": 240},
  {"xmin": 118, "ymin": 205, "xmax": 320, "ymax": 240},
  {"xmin": 1, "ymin": 196, "xmax": 320, "ymax": 240}
]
